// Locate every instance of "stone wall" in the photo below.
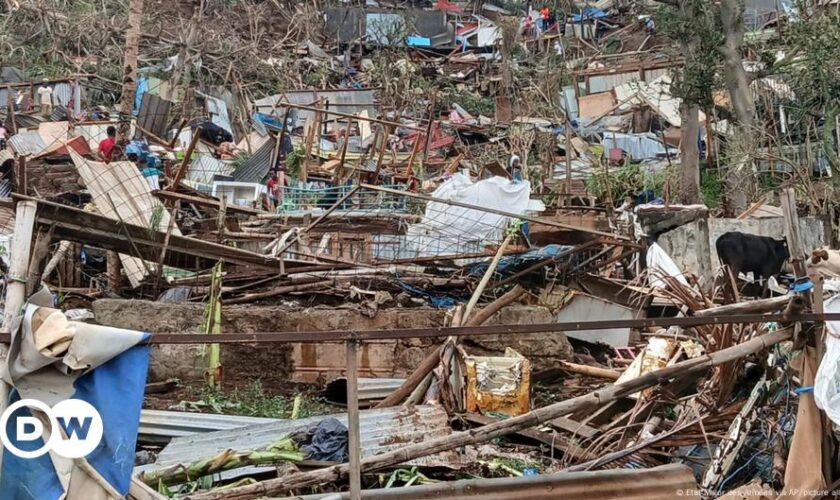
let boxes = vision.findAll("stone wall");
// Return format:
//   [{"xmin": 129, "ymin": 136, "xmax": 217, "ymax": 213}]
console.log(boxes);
[
  {"xmin": 91, "ymin": 300, "xmax": 574, "ymax": 386},
  {"xmin": 658, "ymin": 215, "xmax": 830, "ymax": 280}
]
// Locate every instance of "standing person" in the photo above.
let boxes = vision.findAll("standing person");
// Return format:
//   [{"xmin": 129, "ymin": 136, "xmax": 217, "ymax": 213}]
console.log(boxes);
[
  {"xmin": 98, "ymin": 126, "xmax": 117, "ymax": 163},
  {"xmin": 540, "ymin": 5, "xmax": 551, "ymax": 32},
  {"xmin": 267, "ymin": 170, "xmax": 288, "ymax": 206},
  {"xmin": 0, "ymin": 125, "xmax": 7, "ymax": 151},
  {"xmin": 37, "ymin": 79, "xmax": 53, "ymax": 117}
]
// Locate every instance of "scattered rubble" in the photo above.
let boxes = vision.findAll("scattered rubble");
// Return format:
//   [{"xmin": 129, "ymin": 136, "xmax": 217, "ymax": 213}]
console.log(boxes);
[{"xmin": 0, "ymin": 0, "xmax": 838, "ymax": 499}]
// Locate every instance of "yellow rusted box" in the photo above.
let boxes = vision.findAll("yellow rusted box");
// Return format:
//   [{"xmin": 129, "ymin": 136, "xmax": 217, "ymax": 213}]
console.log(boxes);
[{"xmin": 464, "ymin": 348, "xmax": 530, "ymax": 417}]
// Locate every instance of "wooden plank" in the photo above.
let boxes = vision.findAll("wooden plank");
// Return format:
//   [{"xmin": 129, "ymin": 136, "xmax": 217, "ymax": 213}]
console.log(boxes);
[{"xmin": 16, "ymin": 194, "xmax": 287, "ymax": 272}]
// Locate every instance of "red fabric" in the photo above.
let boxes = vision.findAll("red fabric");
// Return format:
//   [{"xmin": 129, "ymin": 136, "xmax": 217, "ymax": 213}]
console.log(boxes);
[
  {"xmin": 267, "ymin": 177, "xmax": 279, "ymax": 197},
  {"xmin": 267, "ymin": 173, "xmax": 287, "ymax": 198},
  {"xmin": 98, "ymin": 137, "xmax": 116, "ymax": 162},
  {"xmin": 541, "ymin": 7, "xmax": 550, "ymax": 19}
]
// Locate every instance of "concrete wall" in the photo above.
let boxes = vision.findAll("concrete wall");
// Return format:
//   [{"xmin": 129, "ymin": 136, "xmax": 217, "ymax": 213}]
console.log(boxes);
[
  {"xmin": 658, "ymin": 216, "xmax": 830, "ymax": 279},
  {"xmin": 92, "ymin": 300, "xmax": 573, "ymax": 386}
]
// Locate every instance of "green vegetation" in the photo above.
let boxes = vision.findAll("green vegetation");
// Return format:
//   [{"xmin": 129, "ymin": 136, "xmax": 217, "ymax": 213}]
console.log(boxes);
[
  {"xmin": 181, "ymin": 381, "xmax": 334, "ymax": 419},
  {"xmin": 585, "ymin": 161, "xmax": 677, "ymax": 203},
  {"xmin": 700, "ymin": 169, "xmax": 725, "ymax": 209}
]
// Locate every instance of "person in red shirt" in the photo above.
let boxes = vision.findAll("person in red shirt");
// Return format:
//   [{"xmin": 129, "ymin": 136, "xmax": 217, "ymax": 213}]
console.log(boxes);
[
  {"xmin": 266, "ymin": 169, "xmax": 288, "ymax": 205},
  {"xmin": 540, "ymin": 5, "xmax": 551, "ymax": 31},
  {"xmin": 98, "ymin": 126, "xmax": 117, "ymax": 163}
]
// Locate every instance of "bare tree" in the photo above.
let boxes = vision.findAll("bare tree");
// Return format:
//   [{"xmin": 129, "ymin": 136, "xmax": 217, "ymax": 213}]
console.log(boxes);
[{"xmin": 117, "ymin": 0, "xmax": 144, "ymax": 148}]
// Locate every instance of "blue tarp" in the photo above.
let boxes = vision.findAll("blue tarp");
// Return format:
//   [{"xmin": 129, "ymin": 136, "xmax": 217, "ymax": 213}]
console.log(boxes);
[
  {"xmin": 397, "ymin": 280, "xmax": 457, "ymax": 308},
  {"xmin": 134, "ymin": 77, "xmax": 149, "ymax": 116},
  {"xmin": 0, "ymin": 336, "xmax": 151, "ymax": 499},
  {"xmin": 253, "ymin": 112, "xmax": 286, "ymax": 130},
  {"xmin": 572, "ymin": 8, "xmax": 608, "ymax": 22},
  {"xmin": 406, "ymin": 36, "xmax": 432, "ymax": 47},
  {"xmin": 468, "ymin": 244, "xmax": 575, "ymax": 277}
]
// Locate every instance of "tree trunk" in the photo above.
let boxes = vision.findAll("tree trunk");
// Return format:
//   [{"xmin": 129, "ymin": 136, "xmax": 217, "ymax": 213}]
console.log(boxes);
[
  {"xmin": 118, "ymin": 0, "xmax": 144, "ymax": 147},
  {"xmin": 679, "ymin": 102, "xmax": 701, "ymax": 204},
  {"xmin": 719, "ymin": 0, "xmax": 753, "ymax": 215}
]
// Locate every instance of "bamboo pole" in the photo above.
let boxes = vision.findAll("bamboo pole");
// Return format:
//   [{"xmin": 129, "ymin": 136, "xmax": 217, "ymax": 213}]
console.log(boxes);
[
  {"xmin": 0, "ymin": 200, "xmax": 38, "ymax": 472},
  {"xmin": 462, "ymin": 234, "xmax": 514, "ymax": 323},
  {"xmin": 693, "ymin": 295, "xmax": 792, "ymax": 317},
  {"xmin": 3, "ymin": 201, "xmax": 37, "ymax": 332},
  {"xmin": 186, "ymin": 326, "xmax": 794, "ymax": 500},
  {"xmin": 169, "ymin": 127, "xmax": 202, "ymax": 190},
  {"xmin": 42, "ymin": 240, "xmax": 72, "ymax": 279}
]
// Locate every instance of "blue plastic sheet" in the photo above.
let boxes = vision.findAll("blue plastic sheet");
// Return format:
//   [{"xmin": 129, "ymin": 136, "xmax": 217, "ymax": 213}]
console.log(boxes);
[
  {"xmin": 0, "ymin": 337, "xmax": 151, "ymax": 499},
  {"xmin": 468, "ymin": 244, "xmax": 575, "ymax": 277}
]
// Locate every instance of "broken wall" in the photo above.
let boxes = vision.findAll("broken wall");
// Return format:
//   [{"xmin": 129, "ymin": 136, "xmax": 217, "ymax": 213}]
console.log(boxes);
[
  {"xmin": 91, "ymin": 300, "xmax": 573, "ymax": 385},
  {"xmin": 658, "ymin": 215, "xmax": 830, "ymax": 278},
  {"xmin": 27, "ymin": 161, "xmax": 82, "ymax": 196}
]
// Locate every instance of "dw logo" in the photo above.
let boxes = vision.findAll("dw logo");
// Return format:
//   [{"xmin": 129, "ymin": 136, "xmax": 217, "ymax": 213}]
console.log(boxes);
[{"xmin": 0, "ymin": 399, "xmax": 103, "ymax": 459}]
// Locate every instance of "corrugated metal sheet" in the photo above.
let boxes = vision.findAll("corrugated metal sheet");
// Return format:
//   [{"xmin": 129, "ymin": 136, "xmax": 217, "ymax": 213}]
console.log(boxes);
[
  {"xmin": 186, "ymin": 153, "xmax": 234, "ymax": 186},
  {"xmin": 296, "ymin": 464, "xmax": 698, "ymax": 500},
  {"xmin": 12, "ymin": 113, "xmax": 44, "ymax": 129},
  {"xmin": 135, "ymin": 93, "xmax": 173, "ymax": 139},
  {"xmin": 232, "ymin": 135, "xmax": 275, "ymax": 183},
  {"xmin": 0, "ymin": 205, "xmax": 15, "ymax": 234},
  {"xmin": 197, "ymin": 91, "xmax": 233, "ymax": 137},
  {"xmin": 0, "ymin": 149, "xmax": 13, "ymax": 165},
  {"xmin": 8, "ymin": 131, "xmax": 46, "ymax": 156},
  {"xmin": 149, "ymin": 404, "xmax": 457, "ymax": 470},
  {"xmin": 254, "ymin": 89, "xmax": 376, "ymax": 124},
  {"xmin": 71, "ymin": 151, "xmax": 181, "ymax": 287},
  {"xmin": 53, "ymin": 83, "xmax": 73, "ymax": 107},
  {"xmin": 138, "ymin": 410, "xmax": 278, "ymax": 444}
]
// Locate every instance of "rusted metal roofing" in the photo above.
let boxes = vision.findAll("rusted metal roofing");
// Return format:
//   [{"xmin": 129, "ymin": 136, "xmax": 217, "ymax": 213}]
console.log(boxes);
[
  {"xmin": 296, "ymin": 464, "xmax": 698, "ymax": 500},
  {"xmin": 148, "ymin": 404, "xmax": 458, "ymax": 470}
]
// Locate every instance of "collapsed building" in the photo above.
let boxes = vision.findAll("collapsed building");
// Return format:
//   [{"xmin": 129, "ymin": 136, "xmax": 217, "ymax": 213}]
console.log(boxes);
[{"xmin": 0, "ymin": 0, "xmax": 838, "ymax": 499}]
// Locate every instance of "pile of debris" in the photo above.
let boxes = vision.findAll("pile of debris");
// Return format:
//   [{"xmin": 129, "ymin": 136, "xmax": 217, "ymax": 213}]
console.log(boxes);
[{"xmin": 0, "ymin": 0, "xmax": 839, "ymax": 499}]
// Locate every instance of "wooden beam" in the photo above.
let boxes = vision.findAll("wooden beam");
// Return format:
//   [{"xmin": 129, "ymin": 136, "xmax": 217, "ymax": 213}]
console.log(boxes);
[
  {"xmin": 15, "ymin": 194, "xmax": 288, "ymax": 272},
  {"xmin": 169, "ymin": 127, "xmax": 202, "ymax": 190}
]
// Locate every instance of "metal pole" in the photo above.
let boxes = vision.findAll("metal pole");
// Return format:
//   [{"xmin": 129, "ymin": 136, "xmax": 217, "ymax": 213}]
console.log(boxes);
[{"xmin": 346, "ymin": 336, "xmax": 361, "ymax": 500}]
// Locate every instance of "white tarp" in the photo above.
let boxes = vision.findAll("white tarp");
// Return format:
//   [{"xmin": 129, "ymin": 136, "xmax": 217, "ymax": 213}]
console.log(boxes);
[
  {"xmin": 815, "ymin": 295, "xmax": 840, "ymax": 426},
  {"xmin": 647, "ymin": 242, "xmax": 690, "ymax": 288},
  {"xmin": 406, "ymin": 174, "xmax": 531, "ymax": 257}
]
